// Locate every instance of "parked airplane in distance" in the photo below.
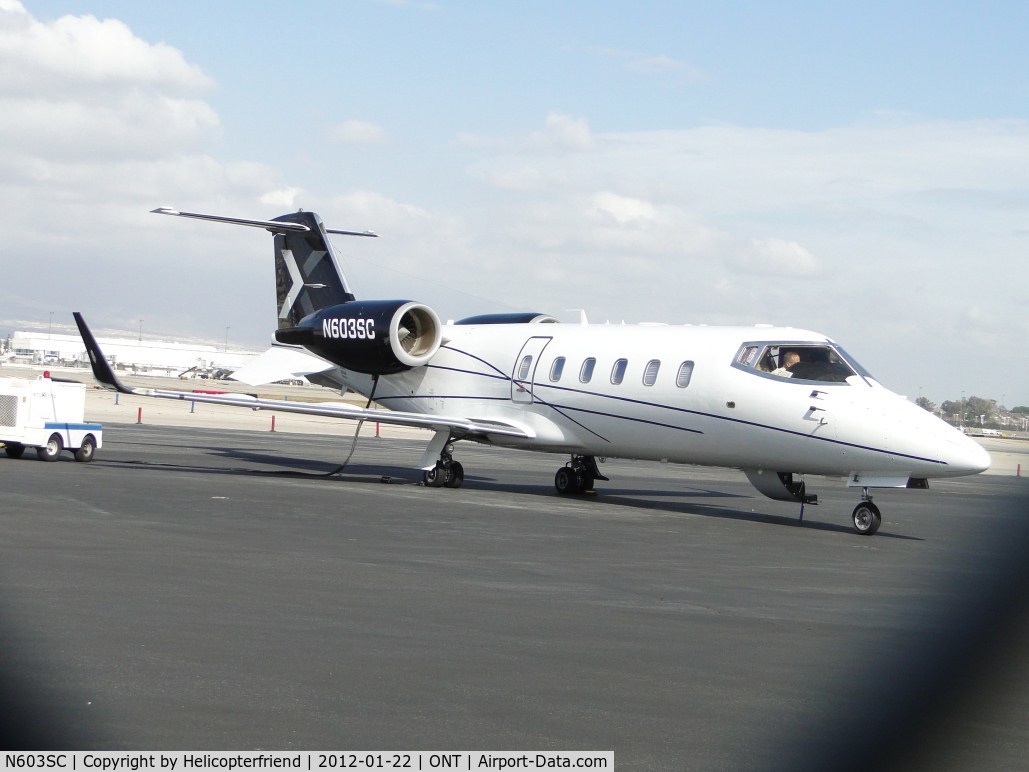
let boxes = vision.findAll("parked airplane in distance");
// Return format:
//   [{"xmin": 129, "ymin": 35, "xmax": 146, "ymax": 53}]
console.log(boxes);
[{"xmin": 74, "ymin": 207, "xmax": 991, "ymax": 535}]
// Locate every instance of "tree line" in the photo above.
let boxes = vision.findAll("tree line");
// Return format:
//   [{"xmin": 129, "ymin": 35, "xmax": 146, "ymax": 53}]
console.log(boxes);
[{"xmin": 915, "ymin": 395, "xmax": 1029, "ymax": 428}]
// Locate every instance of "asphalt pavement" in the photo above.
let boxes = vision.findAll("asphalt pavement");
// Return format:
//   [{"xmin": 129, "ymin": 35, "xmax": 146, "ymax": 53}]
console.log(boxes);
[{"xmin": 1, "ymin": 423, "xmax": 1026, "ymax": 770}]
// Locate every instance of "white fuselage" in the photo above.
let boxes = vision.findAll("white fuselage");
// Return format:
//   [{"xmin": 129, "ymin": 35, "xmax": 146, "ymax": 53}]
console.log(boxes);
[{"xmin": 326, "ymin": 322, "xmax": 989, "ymax": 480}]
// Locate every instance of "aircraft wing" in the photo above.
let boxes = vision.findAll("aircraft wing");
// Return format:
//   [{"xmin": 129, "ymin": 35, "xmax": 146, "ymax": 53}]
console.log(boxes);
[
  {"xmin": 229, "ymin": 344, "xmax": 335, "ymax": 386},
  {"xmin": 72, "ymin": 313, "xmax": 534, "ymax": 441}
]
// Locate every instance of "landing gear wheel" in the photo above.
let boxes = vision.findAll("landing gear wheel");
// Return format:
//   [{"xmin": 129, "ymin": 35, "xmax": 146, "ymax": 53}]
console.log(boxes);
[
  {"xmin": 4, "ymin": 443, "xmax": 25, "ymax": 459},
  {"xmin": 556, "ymin": 455, "xmax": 605, "ymax": 495},
  {"xmin": 37, "ymin": 434, "xmax": 63, "ymax": 462},
  {"xmin": 74, "ymin": 435, "xmax": 96, "ymax": 463},
  {"xmin": 443, "ymin": 461, "xmax": 464, "ymax": 488},
  {"xmin": 423, "ymin": 465, "xmax": 446, "ymax": 488},
  {"xmin": 852, "ymin": 501, "xmax": 882, "ymax": 535},
  {"xmin": 555, "ymin": 467, "xmax": 577, "ymax": 494}
]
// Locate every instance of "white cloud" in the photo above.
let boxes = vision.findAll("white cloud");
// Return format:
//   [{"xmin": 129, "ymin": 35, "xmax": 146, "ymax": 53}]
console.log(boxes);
[
  {"xmin": 477, "ymin": 165, "xmax": 569, "ymax": 192},
  {"xmin": 0, "ymin": 2, "xmax": 218, "ymax": 161},
  {"xmin": 0, "ymin": 1, "xmax": 213, "ymax": 97},
  {"xmin": 459, "ymin": 113, "xmax": 594, "ymax": 156},
  {"xmin": 0, "ymin": 94, "xmax": 218, "ymax": 160},
  {"xmin": 591, "ymin": 191, "xmax": 658, "ymax": 226},
  {"xmin": 732, "ymin": 238, "xmax": 823, "ymax": 277},
  {"xmin": 530, "ymin": 112, "xmax": 593, "ymax": 151},
  {"xmin": 260, "ymin": 187, "xmax": 303, "ymax": 209},
  {"xmin": 329, "ymin": 120, "xmax": 388, "ymax": 145},
  {"xmin": 592, "ymin": 46, "xmax": 706, "ymax": 80}
]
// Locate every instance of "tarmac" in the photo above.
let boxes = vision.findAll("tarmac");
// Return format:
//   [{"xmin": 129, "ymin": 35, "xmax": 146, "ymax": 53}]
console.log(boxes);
[{"xmin": 1, "ymin": 368, "xmax": 1027, "ymax": 768}]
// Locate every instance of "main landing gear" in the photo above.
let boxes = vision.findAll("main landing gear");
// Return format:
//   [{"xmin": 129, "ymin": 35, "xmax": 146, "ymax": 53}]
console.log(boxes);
[
  {"xmin": 554, "ymin": 455, "xmax": 609, "ymax": 495},
  {"xmin": 851, "ymin": 488, "xmax": 882, "ymax": 536},
  {"xmin": 422, "ymin": 441, "xmax": 464, "ymax": 489}
]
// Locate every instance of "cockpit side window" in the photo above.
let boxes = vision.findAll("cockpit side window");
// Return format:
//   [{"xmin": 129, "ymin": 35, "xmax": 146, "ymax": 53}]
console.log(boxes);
[
  {"xmin": 736, "ymin": 346, "xmax": 760, "ymax": 367},
  {"xmin": 732, "ymin": 342, "xmax": 867, "ymax": 384}
]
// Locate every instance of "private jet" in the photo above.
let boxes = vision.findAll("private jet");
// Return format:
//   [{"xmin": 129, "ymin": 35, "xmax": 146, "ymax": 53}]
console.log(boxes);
[{"xmin": 74, "ymin": 208, "xmax": 991, "ymax": 535}]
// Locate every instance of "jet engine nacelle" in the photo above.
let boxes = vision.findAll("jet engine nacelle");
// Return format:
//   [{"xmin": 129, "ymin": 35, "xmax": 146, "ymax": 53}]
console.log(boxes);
[{"xmin": 276, "ymin": 300, "xmax": 442, "ymax": 375}]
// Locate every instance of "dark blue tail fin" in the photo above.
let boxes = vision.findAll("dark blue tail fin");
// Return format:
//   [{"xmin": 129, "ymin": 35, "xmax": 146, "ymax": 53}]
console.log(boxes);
[{"xmin": 270, "ymin": 211, "xmax": 356, "ymax": 330}]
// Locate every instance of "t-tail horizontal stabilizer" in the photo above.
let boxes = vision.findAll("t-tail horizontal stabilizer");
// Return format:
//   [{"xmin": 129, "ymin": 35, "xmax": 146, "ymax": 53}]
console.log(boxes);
[{"xmin": 150, "ymin": 208, "xmax": 379, "ymax": 238}]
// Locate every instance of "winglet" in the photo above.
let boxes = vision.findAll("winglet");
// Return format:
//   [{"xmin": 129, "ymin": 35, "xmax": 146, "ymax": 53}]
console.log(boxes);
[{"xmin": 72, "ymin": 312, "xmax": 134, "ymax": 394}]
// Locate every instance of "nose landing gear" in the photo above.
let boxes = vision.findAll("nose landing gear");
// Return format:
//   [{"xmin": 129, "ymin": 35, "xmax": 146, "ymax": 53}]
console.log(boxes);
[{"xmin": 852, "ymin": 489, "xmax": 882, "ymax": 535}]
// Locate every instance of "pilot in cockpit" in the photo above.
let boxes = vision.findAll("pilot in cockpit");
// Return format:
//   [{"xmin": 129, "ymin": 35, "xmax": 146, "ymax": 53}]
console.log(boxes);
[{"xmin": 771, "ymin": 350, "xmax": 800, "ymax": 377}]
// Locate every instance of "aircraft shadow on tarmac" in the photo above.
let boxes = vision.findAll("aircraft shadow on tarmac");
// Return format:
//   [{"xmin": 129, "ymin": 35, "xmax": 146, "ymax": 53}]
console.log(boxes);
[{"xmin": 94, "ymin": 446, "xmax": 922, "ymax": 538}]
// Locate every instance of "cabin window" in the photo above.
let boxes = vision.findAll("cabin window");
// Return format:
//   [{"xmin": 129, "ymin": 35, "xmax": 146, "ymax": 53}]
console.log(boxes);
[
  {"xmin": 579, "ymin": 357, "xmax": 596, "ymax": 383},
  {"xmin": 643, "ymin": 359, "xmax": 661, "ymax": 386},
  {"xmin": 516, "ymin": 354, "xmax": 533, "ymax": 381},
  {"xmin": 676, "ymin": 361, "xmax": 694, "ymax": 388},
  {"xmin": 611, "ymin": 358, "xmax": 628, "ymax": 385},
  {"xmin": 549, "ymin": 356, "xmax": 565, "ymax": 382}
]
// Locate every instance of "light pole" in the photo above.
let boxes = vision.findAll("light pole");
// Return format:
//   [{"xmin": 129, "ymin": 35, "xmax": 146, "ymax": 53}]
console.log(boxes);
[
  {"xmin": 138, "ymin": 319, "xmax": 143, "ymax": 343},
  {"xmin": 224, "ymin": 326, "xmax": 230, "ymax": 353},
  {"xmin": 48, "ymin": 311, "xmax": 54, "ymax": 339}
]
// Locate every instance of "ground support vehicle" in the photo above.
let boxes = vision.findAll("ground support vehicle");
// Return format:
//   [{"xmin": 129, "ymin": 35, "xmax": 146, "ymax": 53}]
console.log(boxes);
[{"xmin": 0, "ymin": 375, "xmax": 102, "ymax": 461}]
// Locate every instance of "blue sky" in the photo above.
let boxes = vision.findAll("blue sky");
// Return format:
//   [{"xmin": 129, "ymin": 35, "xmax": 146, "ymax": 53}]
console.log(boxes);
[{"xmin": 3, "ymin": 0, "xmax": 1027, "ymax": 405}]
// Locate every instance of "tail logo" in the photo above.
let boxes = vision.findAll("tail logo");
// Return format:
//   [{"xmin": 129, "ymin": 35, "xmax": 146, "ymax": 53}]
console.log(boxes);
[{"xmin": 278, "ymin": 248, "xmax": 306, "ymax": 320}]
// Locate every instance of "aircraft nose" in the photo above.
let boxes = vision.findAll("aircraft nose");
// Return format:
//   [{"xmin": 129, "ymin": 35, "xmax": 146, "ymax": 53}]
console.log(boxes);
[{"xmin": 941, "ymin": 431, "xmax": 992, "ymax": 475}]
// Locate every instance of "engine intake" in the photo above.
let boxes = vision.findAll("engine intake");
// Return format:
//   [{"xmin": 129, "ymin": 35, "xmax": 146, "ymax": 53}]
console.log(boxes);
[{"xmin": 276, "ymin": 300, "xmax": 442, "ymax": 374}]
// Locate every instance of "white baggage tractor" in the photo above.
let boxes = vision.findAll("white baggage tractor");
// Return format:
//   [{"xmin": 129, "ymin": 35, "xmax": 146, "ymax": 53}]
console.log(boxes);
[{"xmin": 0, "ymin": 375, "xmax": 103, "ymax": 462}]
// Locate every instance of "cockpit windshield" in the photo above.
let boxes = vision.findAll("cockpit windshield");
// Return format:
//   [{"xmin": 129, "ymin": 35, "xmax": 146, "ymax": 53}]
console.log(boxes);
[{"xmin": 733, "ymin": 342, "xmax": 873, "ymax": 384}]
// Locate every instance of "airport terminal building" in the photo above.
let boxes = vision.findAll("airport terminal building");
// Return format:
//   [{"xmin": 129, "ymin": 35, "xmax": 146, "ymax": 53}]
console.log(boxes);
[{"xmin": 2, "ymin": 329, "xmax": 258, "ymax": 378}]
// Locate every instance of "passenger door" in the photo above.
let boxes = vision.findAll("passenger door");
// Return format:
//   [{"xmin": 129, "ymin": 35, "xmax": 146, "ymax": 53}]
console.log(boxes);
[{"xmin": 510, "ymin": 336, "xmax": 552, "ymax": 403}]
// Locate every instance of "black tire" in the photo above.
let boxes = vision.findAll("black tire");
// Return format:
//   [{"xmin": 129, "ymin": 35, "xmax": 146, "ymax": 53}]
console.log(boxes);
[
  {"xmin": 555, "ymin": 467, "xmax": 576, "ymax": 494},
  {"xmin": 74, "ymin": 435, "xmax": 97, "ymax": 462},
  {"xmin": 4, "ymin": 443, "xmax": 26, "ymax": 459},
  {"xmin": 852, "ymin": 502, "xmax": 882, "ymax": 535},
  {"xmin": 423, "ymin": 465, "xmax": 446, "ymax": 488},
  {"xmin": 444, "ymin": 461, "xmax": 464, "ymax": 488},
  {"xmin": 37, "ymin": 434, "xmax": 63, "ymax": 462}
]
